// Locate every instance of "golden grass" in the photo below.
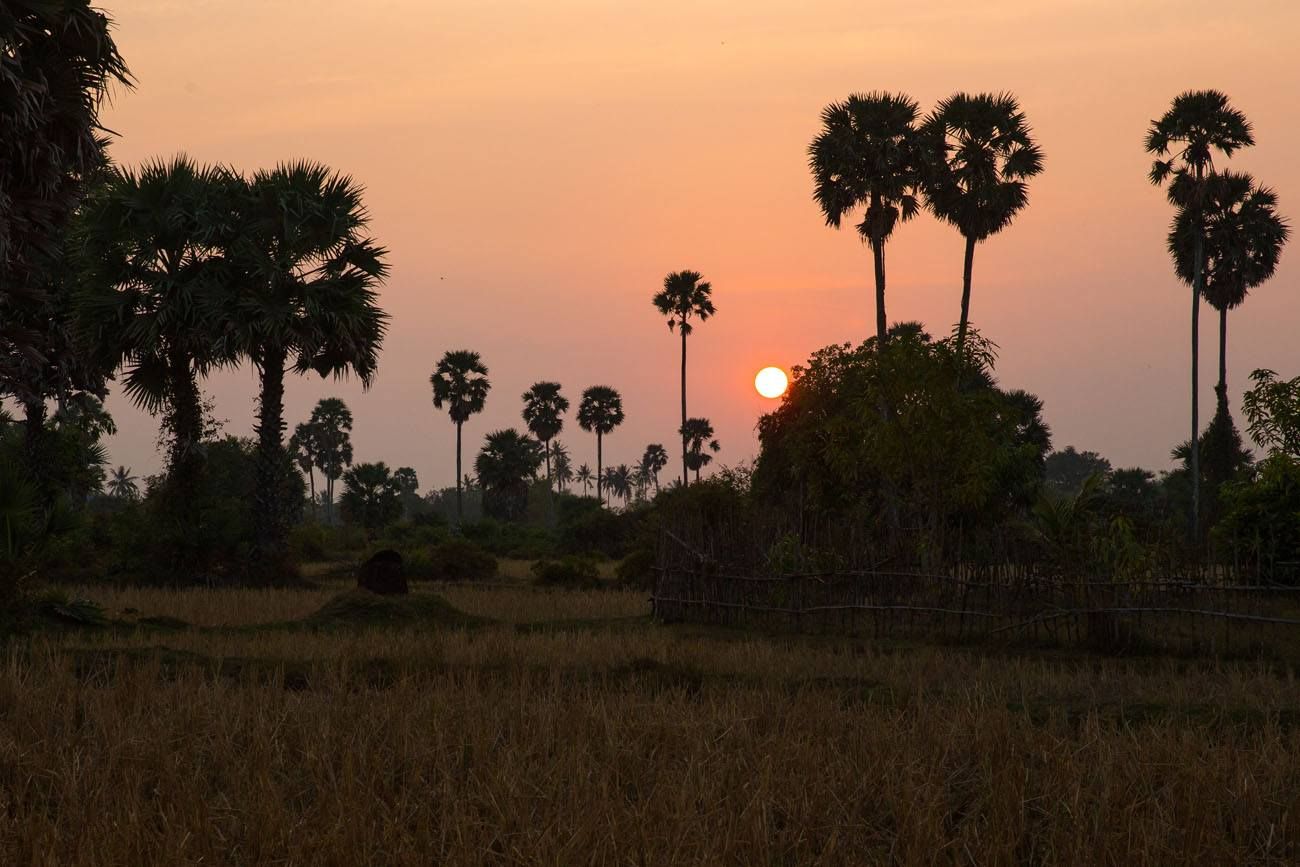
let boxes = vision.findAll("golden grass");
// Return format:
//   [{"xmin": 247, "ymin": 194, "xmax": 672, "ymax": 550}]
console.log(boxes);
[{"xmin": 5, "ymin": 581, "xmax": 1299, "ymax": 865}]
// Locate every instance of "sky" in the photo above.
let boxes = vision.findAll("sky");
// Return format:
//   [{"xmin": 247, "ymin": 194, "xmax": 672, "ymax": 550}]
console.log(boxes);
[{"xmin": 92, "ymin": 0, "xmax": 1300, "ymax": 490}]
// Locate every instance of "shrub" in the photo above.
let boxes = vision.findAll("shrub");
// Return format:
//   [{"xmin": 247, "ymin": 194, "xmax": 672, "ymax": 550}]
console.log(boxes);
[
  {"xmin": 615, "ymin": 548, "xmax": 655, "ymax": 590},
  {"xmin": 421, "ymin": 539, "xmax": 498, "ymax": 582},
  {"xmin": 532, "ymin": 555, "xmax": 601, "ymax": 589}
]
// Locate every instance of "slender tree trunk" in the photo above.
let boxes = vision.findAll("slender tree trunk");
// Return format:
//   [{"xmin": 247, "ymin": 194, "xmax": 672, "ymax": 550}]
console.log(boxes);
[
  {"xmin": 1190, "ymin": 231, "xmax": 1204, "ymax": 540},
  {"xmin": 167, "ymin": 348, "xmax": 204, "ymax": 501},
  {"xmin": 455, "ymin": 420, "xmax": 463, "ymax": 525},
  {"xmin": 21, "ymin": 397, "xmax": 46, "ymax": 494},
  {"xmin": 544, "ymin": 439, "xmax": 551, "ymax": 484},
  {"xmin": 1217, "ymin": 305, "xmax": 1228, "ymax": 400},
  {"xmin": 596, "ymin": 432, "xmax": 604, "ymax": 505},
  {"xmin": 871, "ymin": 217, "xmax": 888, "ymax": 346},
  {"xmin": 306, "ymin": 468, "xmax": 316, "ymax": 521},
  {"xmin": 680, "ymin": 327, "xmax": 689, "ymax": 488},
  {"xmin": 957, "ymin": 234, "xmax": 976, "ymax": 358},
  {"xmin": 253, "ymin": 346, "xmax": 289, "ymax": 568}
]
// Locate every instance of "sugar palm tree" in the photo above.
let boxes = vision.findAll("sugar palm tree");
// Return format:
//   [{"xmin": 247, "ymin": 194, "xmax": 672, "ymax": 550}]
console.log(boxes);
[
  {"xmin": 577, "ymin": 386, "xmax": 624, "ymax": 504},
  {"xmin": 106, "ymin": 466, "xmax": 138, "ymax": 500},
  {"xmin": 306, "ymin": 398, "xmax": 353, "ymax": 524},
  {"xmin": 475, "ymin": 428, "xmax": 543, "ymax": 521},
  {"xmin": 641, "ymin": 443, "xmax": 669, "ymax": 493},
  {"xmin": 575, "ymin": 463, "xmax": 594, "ymax": 497},
  {"xmin": 551, "ymin": 441, "xmax": 574, "ymax": 492},
  {"xmin": 1147, "ymin": 90, "xmax": 1254, "ymax": 536},
  {"xmin": 431, "ymin": 350, "xmax": 490, "ymax": 524},
  {"xmin": 809, "ymin": 92, "xmax": 924, "ymax": 346},
  {"xmin": 521, "ymin": 381, "xmax": 569, "ymax": 484},
  {"xmin": 224, "ymin": 162, "xmax": 389, "ymax": 559},
  {"xmin": 1170, "ymin": 171, "xmax": 1289, "ymax": 402},
  {"xmin": 681, "ymin": 417, "xmax": 721, "ymax": 483},
  {"xmin": 288, "ymin": 424, "xmax": 319, "ymax": 518},
  {"xmin": 653, "ymin": 270, "xmax": 715, "ymax": 487},
  {"xmin": 921, "ymin": 93, "xmax": 1044, "ymax": 358}
]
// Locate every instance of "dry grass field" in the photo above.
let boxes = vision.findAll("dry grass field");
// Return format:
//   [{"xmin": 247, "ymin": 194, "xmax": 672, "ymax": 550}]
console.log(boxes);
[{"xmin": 4, "ymin": 577, "xmax": 1299, "ymax": 865}]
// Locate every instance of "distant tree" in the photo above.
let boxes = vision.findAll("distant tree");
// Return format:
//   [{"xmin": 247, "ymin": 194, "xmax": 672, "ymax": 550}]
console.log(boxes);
[
  {"xmin": 551, "ymin": 441, "xmax": 574, "ymax": 492},
  {"xmin": 1044, "ymin": 447, "xmax": 1112, "ymax": 496},
  {"xmin": 1147, "ymin": 90, "xmax": 1254, "ymax": 537},
  {"xmin": 288, "ymin": 424, "xmax": 319, "ymax": 517},
  {"xmin": 1242, "ymin": 369, "xmax": 1300, "ymax": 460},
  {"xmin": 306, "ymin": 398, "xmax": 354, "ymax": 523},
  {"xmin": 640, "ymin": 443, "xmax": 669, "ymax": 493},
  {"xmin": 224, "ymin": 162, "xmax": 389, "ymax": 563},
  {"xmin": 474, "ymin": 429, "xmax": 543, "ymax": 521},
  {"xmin": 575, "ymin": 463, "xmax": 594, "ymax": 496},
  {"xmin": 521, "ymin": 381, "xmax": 569, "ymax": 484},
  {"xmin": 603, "ymin": 464, "xmax": 633, "ymax": 507},
  {"xmin": 921, "ymin": 92, "xmax": 1044, "ymax": 358},
  {"xmin": 107, "ymin": 466, "xmax": 139, "ymax": 500},
  {"xmin": 577, "ymin": 386, "xmax": 625, "ymax": 504},
  {"xmin": 431, "ymin": 350, "xmax": 490, "ymax": 524},
  {"xmin": 653, "ymin": 270, "xmax": 715, "ymax": 486},
  {"xmin": 681, "ymin": 417, "xmax": 721, "ymax": 483},
  {"xmin": 339, "ymin": 462, "xmax": 402, "ymax": 530},
  {"xmin": 1169, "ymin": 171, "xmax": 1289, "ymax": 400},
  {"xmin": 809, "ymin": 92, "xmax": 924, "ymax": 346},
  {"xmin": 392, "ymin": 467, "xmax": 419, "ymax": 498}
]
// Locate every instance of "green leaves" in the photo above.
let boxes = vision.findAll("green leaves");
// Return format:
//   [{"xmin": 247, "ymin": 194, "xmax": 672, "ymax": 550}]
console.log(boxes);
[{"xmin": 1242, "ymin": 369, "xmax": 1300, "ymax": 460}]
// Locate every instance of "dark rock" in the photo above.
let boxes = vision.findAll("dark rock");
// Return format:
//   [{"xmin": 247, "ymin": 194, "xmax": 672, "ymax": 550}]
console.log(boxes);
[{"xmin": 357, "ymin": 549, "xmax": 408, "ymax": 595}]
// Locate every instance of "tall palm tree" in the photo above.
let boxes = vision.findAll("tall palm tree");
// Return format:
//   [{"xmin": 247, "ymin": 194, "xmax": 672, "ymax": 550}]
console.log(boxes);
[
  {"xmin": 306, "ymin": 398, "xmax": 353, "ymax": 524},
  {"xmin": 1147, "ymin": 90, "xmax": 1254, "ymax": 536},
  {"xmin": 681, "ymin": 417, "xmax": 721, "ymax": 483},
  {"xmin": 921, "ymin": 93, "xmax": 1044, "ymax": 358},
  {"xmin": 575, "ymin": 463, "xmax": 594, "ymax": 497},
  {"xmin": 577, "ymin": 386, "xmax": 624, "ymax": 504},
  {"xmin": 551, "ymin": 441, "xmax": 574, "ymax": 492},
  {"xmin": 106, "ymin": 466, "xmax": 138, "ymax": 500},
  {"xmin": 75, "ymin": 156, "xmax": 238, "ymax": 511},
  {"xmin": 1170, "ymin": 171, "xmax": 1289, "ymax": 402},
  {"xmin": 431, "ymin": 350, "xmax": 490, "ymax": 524},
  {"xmin": 288, "ymin": 424, "xmax": 319, "ymax": 518},
  {"xmin": 809, "ymin": 92, "xmax": 924, "ymax": 346},
  {"xmin": 640, "ymin": 443, "xmax": 669, "ymax": 493},
  {"xmin": 604, "ymin": 464, "xmax": 633, "ymax": 507},
  {"xmin": 225, "ymin": 162, "xmax": 389, "ymax": 560},
  {"xmin": 653, "ymin": 270, "xmax": 715, "ymax": 486},
  {"xmin": 521, "ymin": 381, "xmax": 569, "ymax": 484}
]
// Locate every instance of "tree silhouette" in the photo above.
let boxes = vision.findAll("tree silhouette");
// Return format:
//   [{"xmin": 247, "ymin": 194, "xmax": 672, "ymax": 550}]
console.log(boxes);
[
  {"xmin": 551, "ymin": 441, "xmax": 574, "ymax": 492},
  {"xmin": 921, "ymin": 93, "xmax": 1044, "ymax": 358},
  {"xmin": 640, "ymin": 443, "xmax": 669, "ymax": 493},
  {"xmin": 1169, "ymin": 171, "xmax": 1289, "ymax": 401},
  {"xmin": 575, "ymin": 463, "xmax": 594, "ymax": 496},
  {"xmin": 603, "ymin": 464, "xmax": 633, "ymax": 507},
  {"xmin": 474, "ymin": 428, "xmax": 543, "ymax": 521},
  {"xmin": 653, "ymin": 270, "xmax": 715, "ymax": 486},
  {"xmin": 577, "ymin": 386, "xmax": 624, "ymax": 504},
  {"xmin": 288, "ymin": 424, "xmax": 319, "ymax": 518},
  {"xmin": 431, "ymin": 350, "xmax": 490, "ymax": 524},
  {"xmin": 681, "ymin": 417, "xmax": 721, "ymax": 483},
  {"xmin": 106, "ymin": 466, "xmax": 138, "ymax": 500},
  {"xmin": 1147, "ymin": 90, "xmax": 1254, "ymax": 538},
  {"xmin": 809, "ymin": 93, "xmax": 923, "ymax": 346},
  {"xmin": 339, "ymin": 462, "xmax": 402, "ymax": 530},
  {"xmin": 521, "ymin": 381, "xmax": 569, "ymax": 484},
  {"xmin": 306, "ymin": 398, "xmax": 353, "ymax": 524}
]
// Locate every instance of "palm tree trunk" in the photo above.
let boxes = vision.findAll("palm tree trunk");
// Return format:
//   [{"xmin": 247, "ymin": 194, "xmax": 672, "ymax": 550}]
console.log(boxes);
[
  {"xmin": 253, "ymin": 347, "xmax": 289, "ymax": 565},
  {"xmin": 871, "ymin": 210, "xmax": 888, "ymax": 346},
  {"xmin": 680, "ymin": 327, "xmax": 689, "ymax": 488},
  {"xmin": 455, "ymin": 420, "xmax": 463, "ymax": 525},
  {"xmin": 167, "ymin": 349, "xmax": 204, "ymax": 502},
  {"xmin": 597, "ymin": 432, "xmax": 604, "ymax": 505},
  {"xmin": 956, "ymin": 234, "xmax": 976, "ymax": 358},
  {"xmin": 1217, "ymin": 305, "xmax": 1228, "ymax": 400},
  {"xmin": 306, "ymin": 468, "xmax": 317, "ymax": 521},
  {"xmin": 22, "ymin": 398, "xmax": 47, "ymax": 508},
  {"xmin": 1190, "ymin": 232, "xmax": 1203, "ymax": 540},
  {"xmin": 544, "ymin": 439, "xmax": 551, "ymax": 484}
]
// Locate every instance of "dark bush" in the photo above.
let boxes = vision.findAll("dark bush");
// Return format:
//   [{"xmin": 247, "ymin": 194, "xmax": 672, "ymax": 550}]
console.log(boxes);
[
  {"xmin": 531, "ymin": 555, "xmax": 601, "ymax": 589},
  {"xmin": 420, "ymin": 538, "xmax": 498, "ymax": 582},
  {"xmin": 615, "ymin": 548, "xmax": 656, "ymax": 590}
]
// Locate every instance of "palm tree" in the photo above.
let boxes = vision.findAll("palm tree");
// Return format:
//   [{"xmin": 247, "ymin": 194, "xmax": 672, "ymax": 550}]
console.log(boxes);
[
  {"xmin": 75, "ymin": 156, "xmax": 238, "ymax": 512},
  {"xmin": 640, "ymin": 443, "xmax": 669, "ymax": 493},
  {"xmin": 431, "ymin": 350, "xmax": 490, "ymax": 524},
  {"xmin": 809, "ymin": 92, "xmax": 924, "ymax": 346},
  {"xmin": 921, "ymin": 93, "xmax": 1044, "ymax": 358},
  {"xmin": 225, "ymin": 162, "xmax": 389, "ymax": 559},
  {"xmin": 1147, "ymin": 90, "xmax": 1254, "ymax": 536},
  {"xmin": 653, "ymin": 270, "xmax": 715, "ymax": 486},
  {"xmin": 475, "ymin": 429, "xmax": 543, "ymax": 521},
  {"xmin": 288, "ymin": 424, "xmax": 319, "ymax": 518},
  {"xmin": 681, "ymin": 417, "xmax": 721, "ymax": 482},
  {"xmin": 306, "ymin": 398, "xmax": 353, "ymax": 524},
  {"xmin": 551, "ymin": 441, "xmax": 574, "ymax": 492},
  {"xmin": 604, "ymin": 464, "xmax": 633, "ymax": 507},
  {"xmin": 106, "ymin": 466, "xmax": 138, "ymax": 500},
  {"xmin": 577, "ymin": 386, "xmax": 624, "ymax": 504},
  {"xmin": 575, "ymin": 463, "xmax": 594, "ymax": 496},
  {"xmin": 521, "ymin": 381, "xmax": 569, "ymax": 484},
  {"xmin": 1170, "ymin": 171, "xmax": 1289, "ymax": 402}
]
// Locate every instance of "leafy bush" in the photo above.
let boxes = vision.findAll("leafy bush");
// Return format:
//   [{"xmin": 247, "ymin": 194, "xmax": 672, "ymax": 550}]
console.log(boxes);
[
  {"xmin": 614, "ymin": 548, "xmax": 655, "ymax": 590},
  {"xmin": 556, "ymin": 497, "xmax": 644, "ymax": 559},
  {"xmin": 532, "ymin": 555, "xmax": 601, "ymax": 589},
  {"xmin": 419, "ymin": 538, "xmax": 498, "ymax": 582},
  {"xmin": 460, "ymin": 518, "xmax": 554, "ymax": 559}
]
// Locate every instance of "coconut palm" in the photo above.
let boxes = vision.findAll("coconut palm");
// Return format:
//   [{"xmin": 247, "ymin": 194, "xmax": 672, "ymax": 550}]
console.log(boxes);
[
  {"xmin": 222, "ymin": 162, "xmax": 389, "ymax": 559},
  {"xmin": 577, "ymin": 386, "xmax": 624, "ymax": 504},
  {"xmin": 652, "ymin": 270, "xmax": 715, "ymax": 486},
  {"xmin": 640, "ymin": 443, "xmax": 669, "ymax": 493},
  {"xmin": 1147, "ymin": 90, "xmax": 1254, "ymax": 536},
  {"xmin": 576, "ymin": 463, "xmax": 594, "ymax": 496},
  {"xmin": 106, "ymin": 466, "xmax": 138, "ymax": 500},
  {"xmin": 921, "ymin": 93, "xmax": 1044, "ymax": 358},
  {"xmin": 431, "ymin": 350, "xmax": 490, "ymax": 524},
  {"xmin": 551, "ymin": 441, "xmax": 574, "ymax": 492},
  {"xmin": 603, "ymin": 464, "xmax": 634, "ymax": 507},
  {"xmin": 681, "ymin": 417, "xmax": 721, "ymax": 482},
  {"xmin": 521, "ymin": 381, "xmax": 569, "ymax": 484},
  {"xmin": 809, "ymin": 92, "xmax": 924, "ymax": 346},
  {"xmin": 1169, "ymin": 171, "xmax": 1289, "ymax": 401},
  {"xmin": 475, "ymin": 429, "xmax": 543, "ymax": 521}
]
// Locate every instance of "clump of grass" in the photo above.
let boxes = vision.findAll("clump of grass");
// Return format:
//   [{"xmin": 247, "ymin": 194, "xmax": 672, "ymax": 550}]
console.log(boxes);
[{"xmin": 303, "ymin": 589, "xmax": 486, "ymax": 630}]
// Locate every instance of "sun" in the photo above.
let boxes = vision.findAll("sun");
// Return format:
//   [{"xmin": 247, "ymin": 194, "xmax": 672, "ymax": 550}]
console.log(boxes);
[{"xmin": 754, "ymin": 366, "xmax": 789, "ymax": 399}]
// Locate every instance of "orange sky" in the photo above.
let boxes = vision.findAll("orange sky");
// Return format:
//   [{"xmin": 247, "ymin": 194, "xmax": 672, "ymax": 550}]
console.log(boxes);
[{"xmin": 95, "ymin": 0, "xmax": 1300, "ymax": 489}]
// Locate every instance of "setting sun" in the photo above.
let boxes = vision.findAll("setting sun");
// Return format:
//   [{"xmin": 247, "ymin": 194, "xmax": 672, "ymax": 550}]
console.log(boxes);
[{"xmin": 755, "ymin": 366, "xmax": 789, "ymax": 399}]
